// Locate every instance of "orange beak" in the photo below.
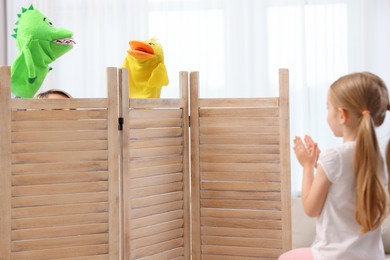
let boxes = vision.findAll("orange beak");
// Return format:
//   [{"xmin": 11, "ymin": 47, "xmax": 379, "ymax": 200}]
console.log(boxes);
[{"xmin": 127, "ymin": 40, "xmax": 154, "ymax": 59}]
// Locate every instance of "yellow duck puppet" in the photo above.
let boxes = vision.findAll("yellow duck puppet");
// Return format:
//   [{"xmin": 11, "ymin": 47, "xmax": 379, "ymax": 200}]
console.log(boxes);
[{"xmin": 122, "ymin": 38, "xmax": 169, "ymax": 98}]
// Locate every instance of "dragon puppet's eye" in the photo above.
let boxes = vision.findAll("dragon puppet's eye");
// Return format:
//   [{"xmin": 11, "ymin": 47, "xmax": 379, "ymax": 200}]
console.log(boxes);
[{"xmin": 43, "ymin": 17, "xmax": 53, "ymax": 26}]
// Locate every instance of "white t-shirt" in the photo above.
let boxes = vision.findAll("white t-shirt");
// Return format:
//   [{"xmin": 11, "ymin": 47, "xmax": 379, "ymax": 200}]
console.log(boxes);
[{"xmin": 313, "ymin": 141, "xmax": 385, "ymax": 260}]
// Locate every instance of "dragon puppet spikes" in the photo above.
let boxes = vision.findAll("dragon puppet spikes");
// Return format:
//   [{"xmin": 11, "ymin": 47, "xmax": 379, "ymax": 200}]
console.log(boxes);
[
  {"xmin": 11, "ymin": 5, "xmax": 75, "ymax": 98},
  {"xmin": 122, "ymin": 38, "xmax": 169, "ymax": 98}
]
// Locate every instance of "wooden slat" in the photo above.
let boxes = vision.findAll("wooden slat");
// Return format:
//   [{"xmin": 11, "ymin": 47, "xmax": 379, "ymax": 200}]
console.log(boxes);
[
  {"xmin": 129, "ymin": 117, "xmax": 182, "ymax": 129},
  {"xmin": 180, "ymin": 71, "xmax": 191, "ymax": 260},
  {"xmin": 12, "ymin": 161, "xmax": 108, "ymax": 175},
  {"xmin": 56, "ymin": 255, "xmax": 108, "ymax": 260},
  {"xmin": 12, "ymin": 213, "xmax": 109, "ymax": 230},
  {"xmin": 201, "ymin": 227, "xmax": 282, "ymax": 239},
  {"xmin": 171, "ymin": 256, "xmax": 185, "ymax": 260},
  {"xmin": 130, "ymin": 109, "xmax": 182, "ymax": 119},
  {"xmin": 201, "ymin": 190, "xmax": 280, "ymax": 200},
  {"xmin": 131, "ymin": 210, "xmax": 184, "ymax": 229},
  {"xmin": 129, "ymin": 98, "xmax": 184, "ymax": 109},
  {"xmin": 200, "ymin": 154, "xmax": 280, "ymax": 163},
  {"xmin": 131, "ymin": 219, "xmax": 184, "ymax": 240},
  {"xmin": 11, "ymin": 98, "xmax": 108, "ymax": 110},
  {"xmin": 117, "ymin": 68, "xmax": 131, "ymax": 258},
  {"xmin": 136, "ymin": 247, "xmax": 184, "ymax": 260},
  {"xmin": 12, "ymin": 140, "xmax": 108, "ymax": 153},
  {"xmin": 200, "ymin": 125, "xmax": 280, "ymax": 135},
  {"xmin": 200, "ymin": 181, "xmax": 280, "ymax": 192},
  {"xmin": 129, "ymin": 146, "xmax": 183, "ymax": 158},
  {"xmin": 200, "ymin": 144, "xmax": 280, "ymax": 155},
  {"xmin": 12, "ymin": 109, "xmax": 107, "ymax": 121},
  {"xmin": 201, "ymin": 236, "xmax": 282, "ymax": 249},
  {"xmin": 202, "ymin": 255, "xmax": 267, "ymax": 260},
  {"xmin": 132, "ymin": 237, "xmax": 184, "ymax": 259},
  {"xmin": 12, "ymin": 119, "xmax": 107, "ymax": 132},
  {"xmin": 11, "ymin": 130, "xmax": 107, "ymax": 143},
  {"xmin": 200, "ymin": 162, "xmax": 280, "ymax": 172},
  {"xmin": 121, "ymin": 68, "xmax": 132, "ymax": 259},
  {"xmin": 132, "ymin": 191, "xmax": 183, "ymax": 208},
  {"xmin": 198, "ymin": 97, "xmax": 279, "ymax": 108},
  {"xmin": 279, "ymin": 68, "xmax": 292, "ymax": 251},
  {"xmin": 12, "ymin": 192, "xmax": 108, "ymax": 208},
  {"xmin": 200, "ymin": 117, "xmax": 280, "ymax": 127},
  {"xmin": 200, "ymin": 134, "xmax": 280, "ymax": 145},
  {"xmin": 12, "ymin": 150, "xmax": 107, "ymax": 164},
  {"xmin": 129, "ymin": 164, "xmax": 183, "ymax": 179},
  {"xmin": 12, "ymin": 182, "xmax": 108, "ymax": 197},
  {"xmin": 11, "ymin": 202, "xmax": 109, "ymax": 219},
  {"xmin": 129, "ymin": 137, "xmax": 182, "ymax": 148},
  {"xmin": 131, "ymin": 182, "xmax": 183, "ymax": 198},
  {"xmin": 132, "ymin": 228, "xmax": 184, "ymax": 249},
  {"xmin": 199, "ymin": 107, "xmax": 279, "ymax": 117},
  {"xmin": 105, "ymin": 67, "xmax": 120, "ymax": 259},
  {"xmin": 130, "ymin": 173, "xmax": 183, "ymax": 188},
  {"xmin": 11, "ymin": 244, "xmax": 108, "ymax": 260},
  {"xmin": 11, "ymin": 223, "xmax": 108, "ymax": 241},
  {"xmin": 11, "ymin": 233, "xmax": 109, "ymax": 252},
  {"xmin": 0, "ymin": 66, "xmax": 12, "ymax": 259},
  {"xmin": 190, "ymin": 71, "xmax": 201, "ymax": 260},
  {"xmin": 129, "ymin": 155, "xmax": 182, "ymax": 169},
  {"xmin": 201, "ymin": 208, "xmax": 281, "ymax": 220},
  {"xmin": 201, "ymin": 200, "xmax": 281, "ymax": 211},
  {"xmin": 129, "ymin": 127, "xmax": 182, "ymax": 139},
  {"xmin": 201, "ymin": 245, "xmax": 281, "ymax": 258},
  {"xmin": 200, "ymin": 171, "xmax": 280, "ymax": 182},
  {"xmin": 12, "ymin": 171, "xmax": 108, "ymax": 186},
  {"xmin": 131, "ymin": 200, "xmax": 184, "ymax": 219}
]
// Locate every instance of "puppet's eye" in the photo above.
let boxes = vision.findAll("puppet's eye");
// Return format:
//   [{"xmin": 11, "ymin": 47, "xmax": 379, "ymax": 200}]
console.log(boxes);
[
  {"xmin": 148, "ymin": 42, "xmax": 155, "ymax": 46},
  {"xmin": 43, "ymin": 17, "xmax": 53, "ymax": 26}
]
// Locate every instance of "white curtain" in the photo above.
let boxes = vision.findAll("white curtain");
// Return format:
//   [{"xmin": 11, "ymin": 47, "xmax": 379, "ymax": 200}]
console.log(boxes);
[
  {"xmin": 5, "ymin": 0, "xmax": 390, "ymax": 195},
  {"xmin": 0, "ymin": 0, "xmax": 6, "ymax": 65}
]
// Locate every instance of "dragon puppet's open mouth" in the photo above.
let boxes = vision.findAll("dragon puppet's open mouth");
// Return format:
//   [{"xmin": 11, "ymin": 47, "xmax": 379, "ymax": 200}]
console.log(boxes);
[
  {"xmin": 53, "ymin": 38, "xmax": 75, "ymax": 46},
  {"xmin": 128, "ymin": 40, "xmax": 154, "ymax": 59}
]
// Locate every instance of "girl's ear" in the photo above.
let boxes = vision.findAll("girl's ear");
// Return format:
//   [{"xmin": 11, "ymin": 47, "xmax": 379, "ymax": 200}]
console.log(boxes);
[{"xmin": 337, "ymin": 108, "xmax": 348, "ymax": 124}]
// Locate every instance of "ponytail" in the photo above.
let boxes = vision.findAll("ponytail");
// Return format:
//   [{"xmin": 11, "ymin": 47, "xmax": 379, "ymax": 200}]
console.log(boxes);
[
  {"xmin": 386, "ymin": 138, "xmax": 390, "ymax": 202},
  {"xmin": 354, "ymin": 112, "xmax": 387, "ymax": 233}
]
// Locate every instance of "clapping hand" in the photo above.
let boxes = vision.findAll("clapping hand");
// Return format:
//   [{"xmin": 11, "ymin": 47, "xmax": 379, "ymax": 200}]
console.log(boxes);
[{"xmin": 293, "ymin": 135, "xmax": 320, "ymax": 168}]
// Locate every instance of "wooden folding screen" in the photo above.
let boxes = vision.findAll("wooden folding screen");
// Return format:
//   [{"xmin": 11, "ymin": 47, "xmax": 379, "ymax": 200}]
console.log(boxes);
[
  {"xmin": 120, "ymin": 69, "xmax": 191, "ymax": 259},
  {"xmin": 1, "ymin": 66, "xmax": 290, "ymax": 260},
  {"xmin": 190, "ymin": 69, "xmax": 291, "ymax": 260},
  {"xmin": 0, "ymin": 67, "xmax": 120, "ymax": 259}
]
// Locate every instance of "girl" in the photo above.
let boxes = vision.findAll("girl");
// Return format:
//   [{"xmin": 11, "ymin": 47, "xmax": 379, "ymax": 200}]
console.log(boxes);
[{"xmin": 280, "ymin": 72, "xmax": 390, "ymax": 260}]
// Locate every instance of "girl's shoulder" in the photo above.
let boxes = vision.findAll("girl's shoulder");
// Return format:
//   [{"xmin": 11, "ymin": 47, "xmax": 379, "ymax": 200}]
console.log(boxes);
[
  {"xmin": 322, "ymin": 141, "xmax": 355, "ymax": 159},
  {"xmin": 318, "ymin": 142, "xmax": 355, "ymax": 182}
]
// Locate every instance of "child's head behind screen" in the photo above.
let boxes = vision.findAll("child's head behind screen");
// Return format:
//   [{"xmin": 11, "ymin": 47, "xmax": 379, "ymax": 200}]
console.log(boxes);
[{"xmin": 35, "ymin": 89, "xmax": 72, "ymax": 99}]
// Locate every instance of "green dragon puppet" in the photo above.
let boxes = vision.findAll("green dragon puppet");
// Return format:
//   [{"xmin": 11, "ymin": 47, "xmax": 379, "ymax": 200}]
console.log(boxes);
[
  {"xmin": 11, "ymin": 5, "xmax": 74, "ymax": 98},
  {"xmin": 122, "ymin": 38, "xmax": 169, "ymax": 98}
]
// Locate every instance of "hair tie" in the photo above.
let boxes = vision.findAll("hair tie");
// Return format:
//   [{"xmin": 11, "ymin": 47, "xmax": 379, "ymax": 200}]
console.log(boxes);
[{"xmin": 362, "ymin": 110, "xmax": 370, "ymax": 116}]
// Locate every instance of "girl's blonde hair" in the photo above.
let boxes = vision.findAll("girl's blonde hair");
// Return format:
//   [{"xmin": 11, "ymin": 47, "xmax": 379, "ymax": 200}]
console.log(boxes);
[{"xmin": 328, "ymin": 72, "xmax": 389, "ymax": 233}]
